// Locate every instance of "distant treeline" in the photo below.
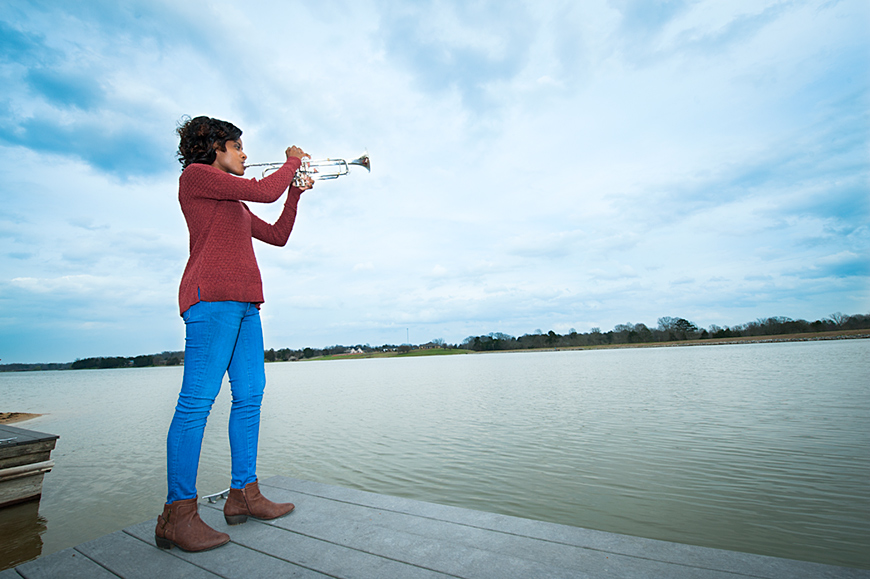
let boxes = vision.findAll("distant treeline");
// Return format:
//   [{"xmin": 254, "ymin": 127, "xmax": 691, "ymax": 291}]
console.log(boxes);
[
  {"xmin": 2, "ymin": 313, "xmax": 867, "ymax": 371},
  {"xmin": 264, "ymin": 312, "xmax": 870, "ymax": 358},
  {"xmin": 0, "ymin": 351, "xmax": 183, "ymax": 372},
  {"xmin": 459, "ymin": 313, "xmax": 870, "ymax": 351},
  {"xmin": 263, "ymin": 345, "xmax": 402, "ymax": 362},
  {"xmin": 69, "ymin": 351, "xmax": 183, "ymax": 370},
  {"xmin": 0, "ymin": 362, "xmax": 73, "ymax": 372}
]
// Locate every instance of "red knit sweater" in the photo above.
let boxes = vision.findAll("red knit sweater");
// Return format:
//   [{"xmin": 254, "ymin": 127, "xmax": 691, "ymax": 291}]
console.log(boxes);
[{"xmin": 177, "ymin": 158, "xmax": 303, "ymax": 315}]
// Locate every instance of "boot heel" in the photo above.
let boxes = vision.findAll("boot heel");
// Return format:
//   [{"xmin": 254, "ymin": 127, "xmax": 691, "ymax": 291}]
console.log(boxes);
[
  {"xmin": 225, "ymin": 513, "xmax": 248, "ymax": 525},
  {"xmin": 155, "ymin": 535, "xmax": 173, "ymax": 550}
]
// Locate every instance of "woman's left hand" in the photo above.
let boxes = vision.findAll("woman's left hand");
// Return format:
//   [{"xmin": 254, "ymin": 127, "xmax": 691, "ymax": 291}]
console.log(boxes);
[{"xmin": 297, "ymin": 175, "xmax": 314, "ymax": 191}]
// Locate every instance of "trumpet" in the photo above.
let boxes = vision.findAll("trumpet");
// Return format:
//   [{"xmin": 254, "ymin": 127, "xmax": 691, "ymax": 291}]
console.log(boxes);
[{"xmin": 246, "ymin": 152, "xmax": 371, "ymax": 187}]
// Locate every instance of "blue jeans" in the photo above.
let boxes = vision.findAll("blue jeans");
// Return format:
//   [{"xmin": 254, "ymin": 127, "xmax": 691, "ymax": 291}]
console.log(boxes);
[{"xmin": 166, "ymin": 300, "xmax": 266, "ymax": 503}]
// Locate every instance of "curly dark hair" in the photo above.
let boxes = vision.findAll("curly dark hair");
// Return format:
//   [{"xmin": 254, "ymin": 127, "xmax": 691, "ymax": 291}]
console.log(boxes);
[{"xmin": 176, "ymin": 115, "xmax": 243, "ymax": 169}]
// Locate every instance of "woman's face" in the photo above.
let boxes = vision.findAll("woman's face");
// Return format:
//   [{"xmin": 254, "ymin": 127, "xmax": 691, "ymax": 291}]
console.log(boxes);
[{"xmin": 212, "ymin": 139, "xmax": 247, "ymax": 176}]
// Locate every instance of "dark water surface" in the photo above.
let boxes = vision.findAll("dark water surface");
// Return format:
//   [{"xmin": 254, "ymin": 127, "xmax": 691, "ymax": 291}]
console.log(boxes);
[{"xmin": 1, "ymin": 339, "xmax": 868, "ymax": 570}]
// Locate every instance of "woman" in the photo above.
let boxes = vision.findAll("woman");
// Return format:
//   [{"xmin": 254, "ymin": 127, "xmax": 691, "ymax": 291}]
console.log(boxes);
[{"xmin": 156, "ymin": 116, "xmax": 312, "ymax": 552}]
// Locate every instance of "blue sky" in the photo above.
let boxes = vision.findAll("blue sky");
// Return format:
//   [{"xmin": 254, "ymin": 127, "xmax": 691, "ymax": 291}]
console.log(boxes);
[{"xmin": 1, "ymin": 0, "xmax": 867, "ymax": 364}]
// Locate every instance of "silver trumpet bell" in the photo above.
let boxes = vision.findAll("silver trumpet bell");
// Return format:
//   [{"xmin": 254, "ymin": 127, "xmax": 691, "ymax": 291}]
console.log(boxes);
[{"xmin": 246, "ymin": 152, "xmax": 371, "ymax": 187}]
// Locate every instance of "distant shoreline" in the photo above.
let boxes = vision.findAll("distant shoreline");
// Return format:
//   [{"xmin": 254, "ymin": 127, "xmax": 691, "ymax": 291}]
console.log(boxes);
[
  {"xmin": 2, "ymin": 330, "xmax": 867, "ymax": 369},
  {"xmin": 304, "ymin": 329, "xmax": 870, "ymax": 360},
  {"xmin": 516, "ymin": 328, "xmax": 870, "ymax": 353}
]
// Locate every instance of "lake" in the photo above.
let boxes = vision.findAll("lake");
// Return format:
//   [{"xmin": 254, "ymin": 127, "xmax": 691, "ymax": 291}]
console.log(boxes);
[{"xmin": 1, "ymin": 339, "xmax": 868, "ymax": 571}]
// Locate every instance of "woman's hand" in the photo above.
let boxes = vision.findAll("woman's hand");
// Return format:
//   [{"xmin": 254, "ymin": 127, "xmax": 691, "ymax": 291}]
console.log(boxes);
[
  {"xmin": 296, "ymin": 174, "xmax": 314, "ymax": 191},
  {"xmin": 285, "ymin": 147, "xmax": 313, "ymax": 190},
  {"xmin": 286, "ymin": 146, "xmax": 309, "ymax": 160}
]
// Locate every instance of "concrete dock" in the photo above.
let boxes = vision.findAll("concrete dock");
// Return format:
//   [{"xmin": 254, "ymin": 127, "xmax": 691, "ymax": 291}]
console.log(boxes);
[{"xmin": 3, "ymin": 476, "xmax": 867, "ymax": 578}]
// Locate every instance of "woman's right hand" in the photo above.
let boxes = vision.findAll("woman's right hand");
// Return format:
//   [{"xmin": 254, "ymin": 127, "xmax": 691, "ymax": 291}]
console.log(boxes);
[{"xmin": 286, "ymin": 146, "xmax": 309, "ymax": 161}]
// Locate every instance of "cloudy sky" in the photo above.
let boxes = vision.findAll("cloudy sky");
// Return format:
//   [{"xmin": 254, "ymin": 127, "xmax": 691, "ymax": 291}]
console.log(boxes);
[{"xmin": 1, "ymin": 0, "xmax": 867, "ymax": 364}]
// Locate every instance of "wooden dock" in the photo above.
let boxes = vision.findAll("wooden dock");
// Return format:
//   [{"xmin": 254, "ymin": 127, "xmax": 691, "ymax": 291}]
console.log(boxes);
[
  {"xmin": 0, "ymin": 425, "xmax": 58, "ymax": 509},
  {"xmin": 3, "ymin": 476, "xmax": 867, "ymax": 578}
]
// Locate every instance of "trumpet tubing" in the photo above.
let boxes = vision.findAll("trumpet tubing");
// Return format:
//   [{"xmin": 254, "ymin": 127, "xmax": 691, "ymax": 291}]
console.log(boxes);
[{"xmin": 246, "ymin": 152, "xmax": 370, "ymax": 187}]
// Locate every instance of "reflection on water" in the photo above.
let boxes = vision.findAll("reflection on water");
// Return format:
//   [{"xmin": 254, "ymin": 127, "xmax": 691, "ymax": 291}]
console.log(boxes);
[
  {"xmin": 0, "ymin": 499, "xmax": 47, "ymax": 569},
  {"xmin": 1, "ymin": 339, "xmax": 868, "ymax": 571}
]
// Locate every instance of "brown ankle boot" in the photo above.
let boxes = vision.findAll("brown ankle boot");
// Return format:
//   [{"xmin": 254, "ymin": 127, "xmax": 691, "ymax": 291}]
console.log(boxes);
[
  {"xmin": 223, "ymin": 480, "xmax": 295, "ymax": 525},
  {"xmin": 155, "ymin": 497, "xmax": 230, "ymax": 552}
]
